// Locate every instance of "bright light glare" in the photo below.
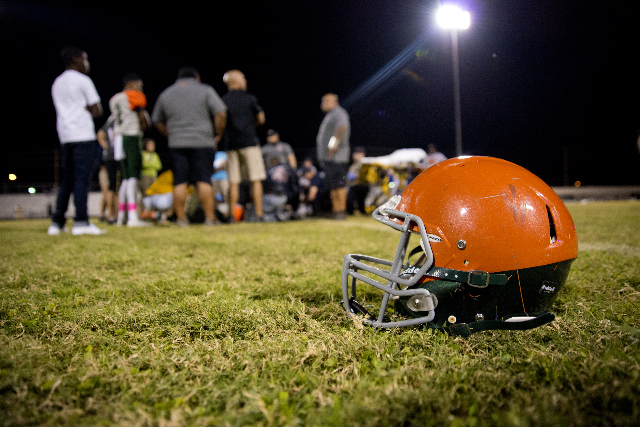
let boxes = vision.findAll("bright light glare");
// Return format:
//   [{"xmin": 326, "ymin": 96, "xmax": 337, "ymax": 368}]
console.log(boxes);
[
  {"xmin": 436, "ymin": 5, "xmax": 471, "ymax": 30},
  {"xmin": 8, "ymin": 173, "xmax": 16, "ymax": 181},
  {"xmin": 28, "ymin": 187, "xmax": 36, "ymax": 194}
]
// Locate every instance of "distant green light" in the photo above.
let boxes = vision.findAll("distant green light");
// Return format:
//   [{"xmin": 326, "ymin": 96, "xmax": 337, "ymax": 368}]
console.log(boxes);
[{"xmin": 28, "ymin": 187, "xmax": 36, "ymax": 194}]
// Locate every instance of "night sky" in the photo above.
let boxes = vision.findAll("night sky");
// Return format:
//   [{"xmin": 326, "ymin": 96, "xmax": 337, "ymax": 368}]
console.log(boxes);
[{"xmin": 2, "ymin": 0, "xmax": 640, "ymax": 188}]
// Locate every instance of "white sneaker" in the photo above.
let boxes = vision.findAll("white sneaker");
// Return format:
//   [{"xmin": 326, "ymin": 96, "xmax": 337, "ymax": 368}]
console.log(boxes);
[
  {"xmin": 47, "ymin": 224, "xmax": 68, "ymax": 235},
  {"xmin": 127, "ymin": 217, "xmax": 150, "ymax": 227},
  {"xmin": 72, "ymin": 223, "xmax": 106, "ymax": 235}
]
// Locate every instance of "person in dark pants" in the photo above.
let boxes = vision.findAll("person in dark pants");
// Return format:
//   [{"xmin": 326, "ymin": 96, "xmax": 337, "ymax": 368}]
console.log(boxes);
[{"xmin": 49, "ymin": 46, "xmax": 105, "ymax": 235}]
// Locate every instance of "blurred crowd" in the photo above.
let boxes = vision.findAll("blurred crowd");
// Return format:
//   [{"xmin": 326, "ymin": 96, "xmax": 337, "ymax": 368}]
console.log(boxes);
[{"xmin": 48, "ymin": 46, "xmax": 447, "ymax": 234}]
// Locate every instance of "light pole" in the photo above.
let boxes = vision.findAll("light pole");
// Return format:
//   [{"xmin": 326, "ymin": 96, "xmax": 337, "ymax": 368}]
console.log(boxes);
[{"xmin": 436, "ymin": 5, "xmax": 470, "ymax": 157}]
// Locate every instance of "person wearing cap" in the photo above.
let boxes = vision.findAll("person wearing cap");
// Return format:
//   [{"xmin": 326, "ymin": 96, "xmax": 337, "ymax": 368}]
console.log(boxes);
[
  {"xmin": 222, "ymin": 69, "xmax": 266, "ymax": 222},
  {"xmin": 262, "ymin": 129, "xmax": 297, "ymax": 170}
]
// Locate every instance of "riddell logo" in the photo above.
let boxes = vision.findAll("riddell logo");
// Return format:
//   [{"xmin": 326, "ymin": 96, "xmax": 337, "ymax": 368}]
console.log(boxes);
[
  {"xmin": 539, "ymin": 283, "xmax": 556, "ymax": 294},
  {"xmin": 402, "ymin": 266, "xmax": 421, "ymax": 276}
]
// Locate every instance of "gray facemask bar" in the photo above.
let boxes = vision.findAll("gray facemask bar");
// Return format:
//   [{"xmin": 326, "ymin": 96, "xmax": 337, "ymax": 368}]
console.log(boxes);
[{"xmin": 341, "ymin": 203, "xmax": 437, "ymax": 328}]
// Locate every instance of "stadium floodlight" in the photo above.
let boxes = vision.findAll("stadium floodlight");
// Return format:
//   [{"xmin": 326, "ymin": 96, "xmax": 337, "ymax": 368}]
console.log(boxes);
[
  {"xmin": 436, "ymin": 4, "xmax": 470, "ymax": 157},
  {"xmin": 436, "ymin": 5, "xmax": 471, "ymax": 30}
]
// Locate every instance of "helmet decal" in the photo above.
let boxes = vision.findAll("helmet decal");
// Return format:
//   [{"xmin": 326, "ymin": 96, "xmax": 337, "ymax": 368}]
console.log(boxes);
[
  {"xmin": 426, "ymin": 234, "xmax": 442, "ymax": 243},
  {"xmin": 539, "ymin": 283, "xmax": 557, "ymax": 294}
]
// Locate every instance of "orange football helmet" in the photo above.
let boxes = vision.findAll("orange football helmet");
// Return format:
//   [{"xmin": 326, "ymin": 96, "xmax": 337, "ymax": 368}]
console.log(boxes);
[{"xmin": 342, "ymin": 156, "xmax": 578, "ymax": 336}]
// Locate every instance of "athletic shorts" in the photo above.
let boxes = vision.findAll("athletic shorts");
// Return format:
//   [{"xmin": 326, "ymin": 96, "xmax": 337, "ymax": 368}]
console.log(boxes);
[
  {"xmin": 322, "ymin": 161, "xmax": 348, "ymax": 190},
  {"xmin": 104, "ymin": 159, "xmax": 119, "ymax": 192},
  {"xmin": 227, "ymin": 146, "xmax": 267, "ymax": 184},
  {"xmin": 171, "ymin": 147, "xmax": 215, "ymax": 186},
  {"xmin": 120, "ymin": 135, "xmax": 142, "ymax": 180}
]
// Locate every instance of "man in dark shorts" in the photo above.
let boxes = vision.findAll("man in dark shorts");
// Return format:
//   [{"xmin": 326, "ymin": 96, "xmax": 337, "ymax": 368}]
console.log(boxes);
[
  {"xmin": 316, "ymin": 93, "xmax": 351, "ymax": 219},
  {"xmin": 152, "ymin": 67, "xmax": 227, "ymax": 227}
]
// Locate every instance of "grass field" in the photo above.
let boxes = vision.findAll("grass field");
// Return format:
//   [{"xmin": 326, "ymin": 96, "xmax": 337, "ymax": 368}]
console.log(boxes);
[{"xmin": 1, "ymin": 200, "xmax": 639, "ymax": 426}]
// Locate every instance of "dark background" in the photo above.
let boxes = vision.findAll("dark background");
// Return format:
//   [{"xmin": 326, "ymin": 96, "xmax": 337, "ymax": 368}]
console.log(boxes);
[{"xmin": 2, "ymin": 0, "xmax": 640, "ymax": 191}]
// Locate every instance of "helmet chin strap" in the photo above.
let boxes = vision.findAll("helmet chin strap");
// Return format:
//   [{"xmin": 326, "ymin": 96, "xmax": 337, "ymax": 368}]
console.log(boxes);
[{"xmin": 408, "ymin": 242, "xmax": 509, "ymax": 288}]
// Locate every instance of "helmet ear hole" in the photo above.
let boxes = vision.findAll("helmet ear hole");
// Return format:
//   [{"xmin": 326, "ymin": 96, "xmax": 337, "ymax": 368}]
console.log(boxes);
[{"xmin": 546, "ymin": 205, "xmax": 557, "ymax": 244}]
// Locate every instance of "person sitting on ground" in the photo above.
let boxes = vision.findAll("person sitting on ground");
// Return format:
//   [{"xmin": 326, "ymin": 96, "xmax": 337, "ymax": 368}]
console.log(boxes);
[
  {"xmin": 296, "ymin": 160, "xmax": 324, "ymax": 218},
  {"xmin": 262, "ymin": 158, "xmax": 297, "ymax": 222},
  {"xmin": 263, "ymin": 129, "xmax": 300, "ymax": 212},
  {"xmin": 140, "ymin": 138, "xmax": 162, "ymax": 219},
  {"xmin": 211, "ymin": 151, "xmax": 231, "ymax": 221},
  {"xmin": 142, "ymin": 170, "xmax": 174, "ymax": 225}
]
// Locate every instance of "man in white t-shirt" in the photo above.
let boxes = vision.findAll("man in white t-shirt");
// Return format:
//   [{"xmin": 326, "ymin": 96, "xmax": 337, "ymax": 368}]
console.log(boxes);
[{"xmin": 49, "ymin": 46, "xmax": 105, "ymax": 235}]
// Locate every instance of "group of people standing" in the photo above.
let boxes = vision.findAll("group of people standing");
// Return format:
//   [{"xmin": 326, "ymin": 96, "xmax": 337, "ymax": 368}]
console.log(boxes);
[{"xmin": 48, "ymin": 46, "xmax": 352, "ymax": 234}]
